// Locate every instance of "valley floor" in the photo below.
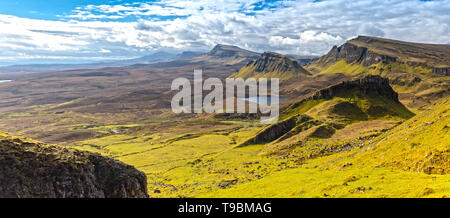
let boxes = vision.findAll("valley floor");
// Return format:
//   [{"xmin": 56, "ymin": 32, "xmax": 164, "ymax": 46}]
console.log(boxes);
[
  {"xmin": 70, "ymin": 109, "xmax": 449, "ymax": 198},
  {"xmin": 0, "ymin": 95, "xmax": 448, "ymax": 198},
  {"xmin": 201, "ymin": 166, "xmax": 450, "ymax": 198}
]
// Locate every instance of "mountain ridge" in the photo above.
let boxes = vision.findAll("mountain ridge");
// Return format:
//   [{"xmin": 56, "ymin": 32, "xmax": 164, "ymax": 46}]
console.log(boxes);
[
  {"xmin": 310, "ymin": 35, "xmax": 450, "ymax": 71},
  {"xmin": 305, "ymin": 35, "xmax": 450, "ymax": 110},
  {"xmin": 0, "ymin": 50, "xmax": 205, "ymax": 75}
]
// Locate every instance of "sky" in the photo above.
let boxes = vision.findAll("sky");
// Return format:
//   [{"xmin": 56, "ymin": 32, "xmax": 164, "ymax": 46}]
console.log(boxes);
[{"xmin": 0, "ymin": 0, "xmax": 449, "ymax": 65}]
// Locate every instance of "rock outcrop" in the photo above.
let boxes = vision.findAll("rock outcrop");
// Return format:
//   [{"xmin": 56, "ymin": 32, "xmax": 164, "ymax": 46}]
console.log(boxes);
[
  {"xmin": 249, "ymin": 52, "xmax": 309, "ymax": 74},
  {"xmin": 289, "ymin": 75, "xmax": 399, "ymax": 111},
  {"xmin": 239, "ymin": 114, "xmax": 316, "ymax": 146},
  {"xmin": 243, "ymin": 115, "xmax": 299, "ymax": 145},
  {"xmin": 0, "ymin": 133, "xmax": 148, "ymax": 198},
  {"xmin": 231, "ymin": 52, "xmax": 311, "ymax": 80},
  {"xmin": 317, "ymin": 42, "xmax": 396, "ymax": 66},
  {"xmin": 310, "ymin": 75, "xmax": 399, "ymax": 102}
]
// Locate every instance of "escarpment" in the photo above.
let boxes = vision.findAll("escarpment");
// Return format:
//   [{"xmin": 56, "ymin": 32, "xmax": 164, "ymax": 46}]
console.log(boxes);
[
  {"xmin": 315, "ymin": 35, "xmax": 450, "ymax": 69},
  {"xmin": 310, "ymin": 75, "xmax": 398, "ymax": 102},
  {"xmin": 290, "ymin": 75, "xmax": 399, "ymax": 110},
  {"xmin": 0, "ymin": 133, "xmax": 148, "ymax": 198}
]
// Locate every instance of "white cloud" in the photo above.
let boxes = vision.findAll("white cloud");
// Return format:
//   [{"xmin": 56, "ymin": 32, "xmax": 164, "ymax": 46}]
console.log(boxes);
[
  {"xmin": 0, "ymin": 0, "xmax": 449, "ymax": 63},
  {"xmin": 269, "ymin": 31, "xmax": 343, "ymax": 55},
  {"xmin": 100, "ymin": 48, "xmax": 112, "ymax": 53}
]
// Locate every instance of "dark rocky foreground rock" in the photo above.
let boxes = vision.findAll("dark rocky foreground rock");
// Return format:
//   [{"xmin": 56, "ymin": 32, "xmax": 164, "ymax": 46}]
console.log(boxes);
[{"xmin": 0, "ymin": 133, "xmax": 148, "ymax": 198}]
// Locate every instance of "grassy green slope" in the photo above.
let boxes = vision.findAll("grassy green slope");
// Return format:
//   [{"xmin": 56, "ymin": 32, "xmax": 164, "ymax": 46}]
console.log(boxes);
[
  {"xmin": 241, "ymin": 76, "xmax": 414, "ymax": 155},
  {"xmin": 200, "ymin": 97, "xmax": 450, "ymax": 198},
  {"xmin": 200, "ymin": 167, "xmax": 450, "ymax": 198},
  {"xmin": 68, "ymin": 93, "xmax": 447, "ymax": 198},
  {"xmin": 307, "ymin": 97, "xmax": 450, "ymax": 174}
]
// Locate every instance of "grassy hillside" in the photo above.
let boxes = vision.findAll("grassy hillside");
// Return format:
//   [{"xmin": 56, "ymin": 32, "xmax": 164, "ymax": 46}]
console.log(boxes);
[
  {"xmin": 199, "ymin": 97, "xmax": 450, "ymax": 198},
  {"xmin": 72, "ymin": 118, "xmax": 305, "ymax": 197},
  {"xmin": 240, "ymin": 75, "xmax": 413, "ymax": 154},
  {"xmin": 67, "ymin": 75, "xmax": 444, "ymax": 198},
  {"xmin": 307, "ymin": 96, "xmax": 450, "ymax": 174},
  {"xmin": 201, "ymin": 167, "xmax": 450, "ymax": 198}
]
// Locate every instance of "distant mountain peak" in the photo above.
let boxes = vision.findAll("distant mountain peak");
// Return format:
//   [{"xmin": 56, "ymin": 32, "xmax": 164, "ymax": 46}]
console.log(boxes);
[
  {"xmin": 206, "ymin": 44, "xmax": 259, "ymax": 58},
  {"xmin": 174, "ymin": 51, "xmax": 204, "ymax": 60},
  {"xmin": 211, "ymin": 44, "xmax": 241, "ymax": 50},
  {"xmin": 187, "ymin": 44, "xmax": 259, "ymax": 66},
  {"xmin": 260, "ymin": 51, "xmax": 286, "ymax": 58}
]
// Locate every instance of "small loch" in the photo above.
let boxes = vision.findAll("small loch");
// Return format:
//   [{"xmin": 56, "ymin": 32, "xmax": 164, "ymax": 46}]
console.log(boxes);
[{"xmin": 240, "ymin": 96, "xmax": 286, "ymax": 104}]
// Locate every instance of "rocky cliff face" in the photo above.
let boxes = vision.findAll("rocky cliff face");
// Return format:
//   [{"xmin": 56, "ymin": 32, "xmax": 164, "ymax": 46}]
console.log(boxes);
[
  {"xmin": 251, "ymin": 52, "xmax": 310, "ymax": 74},
  {"xmin": 0, "ymin": 133, "xmax": 148, "ymax": 198},
  {"xmin": 242, "ymin": 115, "xmax": 299, "ymax": 145},
  {"xmin": 317, "ymin": 42, "xmax": 396, "ymax": 67},
  {"xmin": 240, "ymin": 114, "xmax": 320, "ymax": 146},
  {"xmin": 311, "ymin": 75, "xmax": 399, "ymax": 102},
  {"xmin": 288, "ymin": 75, "xmax": 399, "ymax": 111},
  {"xmin": 316, "ymin": 35, "xmax": 450, "ymax": 68}
]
